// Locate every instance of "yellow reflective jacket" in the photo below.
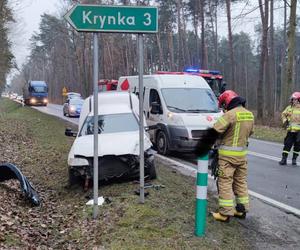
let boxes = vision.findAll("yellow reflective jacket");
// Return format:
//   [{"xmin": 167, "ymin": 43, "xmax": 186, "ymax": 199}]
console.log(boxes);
[
  {"xmin": 213, "ymin": 106, "xmax": 254, "ymax": 159},
  {"xmin": 281, "ymin": 104, "xmax": 300, "ymax": 132}
]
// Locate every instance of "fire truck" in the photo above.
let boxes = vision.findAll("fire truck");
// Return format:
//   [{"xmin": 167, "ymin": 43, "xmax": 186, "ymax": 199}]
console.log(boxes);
[
  {"xmin": 98, "ymin": 79, "xmax": 118, "ymax": 92},
  {"xmin": 156, "ymin": 68, "xmax": 226, "ymax": 97}
]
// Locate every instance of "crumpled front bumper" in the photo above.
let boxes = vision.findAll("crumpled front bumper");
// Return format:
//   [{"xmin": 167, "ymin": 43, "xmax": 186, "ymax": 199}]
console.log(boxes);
[{"xmin": 70, "ymin": 150, "xmax": 155, "ymax": 182}]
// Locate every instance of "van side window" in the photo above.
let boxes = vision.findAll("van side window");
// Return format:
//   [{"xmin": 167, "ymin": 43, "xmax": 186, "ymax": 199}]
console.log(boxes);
[
  {"xmin": 150, "ymin": 89, "xmax": 162, "ymax": 114},
  {"xmin": 150, "ymin": 89, "xmax": 161, "ymax": 104}
]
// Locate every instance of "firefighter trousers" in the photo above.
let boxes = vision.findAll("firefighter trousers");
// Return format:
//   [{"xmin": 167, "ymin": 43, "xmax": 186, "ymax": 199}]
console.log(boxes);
[
  {"xmin": 283, "ymin": 132, "xmax": 300, "ymax": 156},
  {"xmin": 217, "ymin": 157, "xmax": 249, "ymax": 216}
]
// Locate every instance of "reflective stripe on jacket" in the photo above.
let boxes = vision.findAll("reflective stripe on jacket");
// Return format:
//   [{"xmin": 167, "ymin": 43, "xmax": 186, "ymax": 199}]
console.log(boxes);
[
  {"xmin": 282, "ymin": 104, "xmax": 300, "ymax": 132},
  {"xmin": 213, "ymin": 106, "xmax": 254, "ymax": 158}
]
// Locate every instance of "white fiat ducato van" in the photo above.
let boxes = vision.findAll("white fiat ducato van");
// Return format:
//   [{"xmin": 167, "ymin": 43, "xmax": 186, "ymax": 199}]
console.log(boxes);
[{"xmin": 117, "ymin": 74, "xmax": 222, "ymax": 155}]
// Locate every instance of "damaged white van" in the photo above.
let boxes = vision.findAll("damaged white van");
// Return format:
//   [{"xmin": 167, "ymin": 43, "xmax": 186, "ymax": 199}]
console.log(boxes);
[
  {"xmin": 118, "ymin": 74, "xmax": 222, "ymax": 155},
  {"xmin": 65, "ymin": 92, "xmax": 156, "ymax": 186}
]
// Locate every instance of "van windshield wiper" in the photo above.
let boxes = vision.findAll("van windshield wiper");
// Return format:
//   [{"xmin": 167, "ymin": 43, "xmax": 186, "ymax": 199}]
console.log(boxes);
[
  {"xmin": 167, "ymin": 105, "xmax": 187, "ymax": 112},
  {"xmin": 186, "ymin": 109, "xmax": 218, "ymax": 113}
]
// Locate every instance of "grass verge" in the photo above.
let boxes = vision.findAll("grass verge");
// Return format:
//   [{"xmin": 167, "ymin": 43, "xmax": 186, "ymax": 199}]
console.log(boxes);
[
  {"xmin": 0, "ymin": 98, "xmax": 251, "ymax": 249},
  {"xmin": 252, "ymin": 125, "xmax": 286, "ymax": 143}
]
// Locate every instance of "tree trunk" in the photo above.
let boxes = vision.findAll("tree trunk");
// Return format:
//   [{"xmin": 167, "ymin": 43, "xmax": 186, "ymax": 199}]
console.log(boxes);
[
  {"xmin": 280, "ymin": 1, "xmax": 287, "ymax": 109},
  {"xmin": 269, "ymin": 0, "xmax": 275, "ymax": 115},
  {"xmin": 176, "ymin": 0, "xmax": 184, "ymax": 70},
  {"xmin": 168, "ymin": 30, "xmax": 175, "ymax": 71},
  {"xmin": 257, "ymin": 0, "xmax": 269, "ymax": 121},
  {"xmin": 284, "ymin": 0, "xmax": 298, "ymax": 106},
  {"xmin": 156, "ymin": 33, "xmax": 164, "ymax": 70},
  {"xmin": 192, "ymin": 1, "xmax": 200, "ymax": 66},
  {"xmin": 200, "ymin": 0, "xmax": 208, "ymax": 69},
  {"xmin": 225, "ymin": 0, "xmax": 236, "ymax": 90},
  {"xmin": 182, "ymin": 8, "xmax": 191, "ymax": 66}
]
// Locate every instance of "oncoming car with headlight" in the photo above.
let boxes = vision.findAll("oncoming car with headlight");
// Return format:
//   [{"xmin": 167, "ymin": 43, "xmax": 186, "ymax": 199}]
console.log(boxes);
[
  {"xmin": 65, "ymin": 92, "xmax": 156, "ymax": 186},
  {"xmin": 63, "ymin": 98, "xmax": 84, "ymax": 117}
]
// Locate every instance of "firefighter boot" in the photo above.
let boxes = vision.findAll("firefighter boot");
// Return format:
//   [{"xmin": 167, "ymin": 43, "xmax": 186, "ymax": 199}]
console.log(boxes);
[
  {"xmin": 279, "ymin": 153, "xmax": 288, "ymax": 165},
  {"xmin": 211, "ymin": 212, "xmax": 230, "ymax": 222},
  {"xmin": 292, "ymin": 153, "xmax": 298, "ymax": 166},
  {"xmin": 234, "ymin": 204, "xmax": 246, "ymax": 219}
]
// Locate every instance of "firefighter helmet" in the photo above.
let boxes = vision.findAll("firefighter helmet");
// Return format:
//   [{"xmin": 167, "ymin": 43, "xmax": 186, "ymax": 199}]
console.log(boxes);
[
  {"xmin": 218, "ymin": 90, "xmax": 238, "ymax": 109},
  {"xmin": 290, "ymin": 92, "xmax": 300, "ymax": 101}
]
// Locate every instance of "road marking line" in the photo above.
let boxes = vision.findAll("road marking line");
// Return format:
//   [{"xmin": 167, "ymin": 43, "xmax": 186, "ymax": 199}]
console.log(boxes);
[
  {"xmin": 248, "ymin": 190, "xmax": 300, "ymax": 216},
  {"xmin": 248, "ymin": 151, "xmax": 296, "ymax": 164},
  {"xmin": 156, "ymin": 154, "xmax": 300, "ymax": 217},
  {"xmin": 250, "ymin": 138, "xmax": 281, "ymax": 146}
]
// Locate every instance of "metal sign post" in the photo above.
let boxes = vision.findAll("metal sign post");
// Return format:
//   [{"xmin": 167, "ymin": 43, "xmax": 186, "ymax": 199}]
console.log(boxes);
[
  {"xmin": 93, "ymin": 33, "xmax": 99, "ymax": 219},
  {"xmin": 138, "ymin": 33, "xmax": 145, "ymax": 203}
]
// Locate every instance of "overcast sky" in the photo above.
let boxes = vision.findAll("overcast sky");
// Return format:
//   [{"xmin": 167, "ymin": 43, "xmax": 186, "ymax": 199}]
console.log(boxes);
[
  {"xmin": 8, "ymin": 0, "xmax": 289, "ymax": 78},
  {"xmin": 9, "ymin": 0, "xmax": 60, "ymax": 70}
]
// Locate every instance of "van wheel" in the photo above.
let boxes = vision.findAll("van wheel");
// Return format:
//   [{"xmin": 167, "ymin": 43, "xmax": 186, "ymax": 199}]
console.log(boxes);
[{"xmin": 156, "ymin": 130, "xmax": 169, "ymax": 155}]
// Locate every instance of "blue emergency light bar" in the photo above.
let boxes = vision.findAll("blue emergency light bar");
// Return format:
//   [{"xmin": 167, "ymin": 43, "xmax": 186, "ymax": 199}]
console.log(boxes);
[{"xmin": 184, "ymin": 67, "xmax": 221, "ymax": 75}]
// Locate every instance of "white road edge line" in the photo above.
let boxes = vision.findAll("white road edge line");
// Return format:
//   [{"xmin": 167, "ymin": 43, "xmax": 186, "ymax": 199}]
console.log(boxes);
[
  {"xmin": 249, "ymin": 138, "xmax": 281, "ymax": 147},
  {"xmin": 156, "ymin": 154, "xmax": 300, "ymax": 217},
  {"xmin": 248, "ymin": 151, "xmax": 297, "ymax": 164}
]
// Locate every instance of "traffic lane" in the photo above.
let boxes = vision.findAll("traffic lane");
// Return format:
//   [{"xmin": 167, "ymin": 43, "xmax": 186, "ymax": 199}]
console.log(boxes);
[
  {"xmin": 247, "ymin": 154, "xmax": 300, "ymax": 209},
  {"xmin": 172, "ymin": 151, "xmax": 300, "ymax": 209},
  {"xmin": 33, "ymin": 104, "xmax": 79, "ymax": 125},
  {"xmin": 249, "ymin": 138, "xmax": 283, "ymax": 158}
]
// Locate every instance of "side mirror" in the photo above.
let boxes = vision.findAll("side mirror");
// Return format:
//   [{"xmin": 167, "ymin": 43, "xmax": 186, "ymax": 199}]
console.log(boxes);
[
  {"xmin": 145, "ymin": 125, "xmax": 158, "ymax": 132},
  {"xmin": 151, "ymin": 102, "xmax": 161, "ymax": 114},
  {"xmin": 65, "ymin": 128, "xmax": 77, "ymax": 137}
]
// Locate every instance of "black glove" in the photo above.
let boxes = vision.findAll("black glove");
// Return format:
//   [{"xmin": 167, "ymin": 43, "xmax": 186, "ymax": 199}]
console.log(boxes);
[{"xmin": 194, "ymin": 128, "xmax": 219, "ymax": 157}]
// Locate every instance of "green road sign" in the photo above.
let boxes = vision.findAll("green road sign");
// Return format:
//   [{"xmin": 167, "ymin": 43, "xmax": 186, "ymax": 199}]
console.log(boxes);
[{"xmin": 65, "ymin": 4, "xmax": 158, "ymax": 33}]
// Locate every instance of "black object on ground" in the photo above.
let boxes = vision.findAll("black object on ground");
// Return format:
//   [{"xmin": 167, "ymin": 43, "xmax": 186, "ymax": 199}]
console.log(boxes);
[
  {"xmin": 0, "ymin": 163, "xmax": 41, "ymax": 206},
  {"xmin": 134, "ymin": 190, "xmax": 150, "ymax": 196}
]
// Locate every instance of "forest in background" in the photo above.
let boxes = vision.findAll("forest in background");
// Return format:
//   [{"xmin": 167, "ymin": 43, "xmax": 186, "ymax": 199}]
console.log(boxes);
[
  {"xmin": 0, "ymin": 0, "xmax": 14, "ymax": 94},
  {"xmin": 3, "ymin": 0, "xmax": 300, "ymax": 122}
]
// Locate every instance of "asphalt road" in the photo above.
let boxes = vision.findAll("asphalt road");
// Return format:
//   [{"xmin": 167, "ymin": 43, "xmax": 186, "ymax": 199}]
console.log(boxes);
[
  {"xmin": 247, "ymin": 139, "xmax": 300, "ymax": 209},
  {"xmin": 33, "ymin": 103, "xmax": 300, "ymax": 210},
  {"xmin": 33, "ymin": 103, "xmax": 79, "ymax": 125}
]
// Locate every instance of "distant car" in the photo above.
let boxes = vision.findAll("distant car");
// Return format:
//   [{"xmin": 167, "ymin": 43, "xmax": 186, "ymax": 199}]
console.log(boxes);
[
  {"xmin": 65, "ymin": 92, "xmax": 156, "ymax": 186},
  {"xmin": 66, "ymin": 92, "xmax": 82, "ymax": 99},
  {"xmin": 63, "ymin": 98, "xmax": 84, "ymax": 117}
]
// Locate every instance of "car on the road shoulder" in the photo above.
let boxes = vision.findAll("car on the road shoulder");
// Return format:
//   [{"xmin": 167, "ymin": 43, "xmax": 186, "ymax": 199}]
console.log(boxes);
[
  {"xmin": 65, "ymin": 91, "xmax": 156, "ymax": 186},
  {"xmin": 63, "ymin": 98, "xmax": 84, "ymax": 117}
]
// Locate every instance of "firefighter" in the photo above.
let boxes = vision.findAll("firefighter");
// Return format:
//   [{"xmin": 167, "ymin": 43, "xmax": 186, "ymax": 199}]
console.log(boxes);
[
  {"xmin": 211, "ymin": 90, "xmax": 254, "ymax": 222},
  {"xmin": 279, "ymin": 92, "xmax": 300, "ymax": 166}
]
